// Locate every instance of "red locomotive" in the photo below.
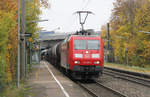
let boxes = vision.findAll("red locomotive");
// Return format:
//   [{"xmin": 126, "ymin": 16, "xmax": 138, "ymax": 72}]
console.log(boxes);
[{"xmin": 46, "ymin": 35, "xmax": 104, "ymax": 79}]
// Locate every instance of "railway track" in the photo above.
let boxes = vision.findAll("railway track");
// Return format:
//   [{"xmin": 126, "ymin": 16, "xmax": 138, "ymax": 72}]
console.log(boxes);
[
  {"xmin": 103, "ymin": 68, "xmax": 150, "ymax": 87},
  {"xmin": 77, "ymin": 81, "xmax": 127, "ymax": 97},
  {"xmin": 104, "ymin": 67, "xmax": 150, "ymax": 78}
]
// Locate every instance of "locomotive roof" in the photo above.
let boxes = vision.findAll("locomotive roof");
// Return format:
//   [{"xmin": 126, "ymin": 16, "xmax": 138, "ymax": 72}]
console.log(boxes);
[
  {"xmin": 71, "ymin": 35, "xmax": 100, "ymax": 37},
  {"xmin": 66, "ymin": 35, "xmax": 101, "ymax": 41}
]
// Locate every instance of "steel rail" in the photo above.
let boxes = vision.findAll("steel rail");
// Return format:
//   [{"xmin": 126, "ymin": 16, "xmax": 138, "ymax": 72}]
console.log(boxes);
[
  {"xmin": 104, "ymin": 69, "xmax": 150, "ymax": 87},
  {"xmin": 77, "ymin": 82, "xmax": 99, "ymax": 97},
  {"xmin": 95, "ymin": 81, "xmax": 128, "ymax": 97},
  {"xmin": 77, "ymin": 81, "xmax": 128, "ymax": 97},
  {"xmin": 104, "ymin": 67, "xmax": 150, "ymax": 78}
]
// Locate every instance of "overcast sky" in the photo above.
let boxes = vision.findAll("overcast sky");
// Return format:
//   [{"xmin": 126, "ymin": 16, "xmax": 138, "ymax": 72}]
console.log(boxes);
[{"xmin": 39, "ymin": 0, "xmax": 115, "ymax": 32}]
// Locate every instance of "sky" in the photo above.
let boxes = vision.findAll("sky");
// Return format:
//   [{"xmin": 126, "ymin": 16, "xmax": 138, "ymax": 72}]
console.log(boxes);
[{"xmin": 38, "ymin": 0, "xmax": 115, "ymax": 32}]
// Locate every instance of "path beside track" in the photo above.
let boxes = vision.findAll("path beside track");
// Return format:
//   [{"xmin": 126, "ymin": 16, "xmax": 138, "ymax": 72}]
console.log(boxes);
[{"xmin": 27, "ymin": 61, "xmax": 92, "ymax": 97}]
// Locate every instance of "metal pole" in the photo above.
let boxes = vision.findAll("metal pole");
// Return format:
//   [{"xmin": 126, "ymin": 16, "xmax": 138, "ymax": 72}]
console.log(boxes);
[
  {"xmin": 107, "ymin": 23, "xmax": 110, "ymax": 62},
  {"xmin": 29, "ymin": 42, "xmax": 32, "ymax": 70},
  {"xmin": 17, "ymin": 0, "xmax": 21, "ymax": 88},
  {"xmin": 126, "ymin": 39, "xmax": 129, "ymax": 65},
  {"xmin": 26, "ymin": 45, "xmax": 28, "ymax": 75},
  {"xmin": 21, "ymin": 0, "xmax": 26, "ymax": 77},
  {"xmin": 39, "ymin": 43, "xmax": 41, "ymax": 63},
  {"xmin": 29, "ymin": 42, "xmax": 31, "ymax": 64}
]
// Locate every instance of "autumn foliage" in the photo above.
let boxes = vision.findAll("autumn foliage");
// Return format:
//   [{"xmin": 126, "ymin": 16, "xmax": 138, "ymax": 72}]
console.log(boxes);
[
  {"xmin": 0, "ymin": 0, "xmax": 18, "ymax": 86},
  {"xmin": 101, "ymin": 0, "xmax": 150, "ymax": 66},
  {"xmin": 0, "ymin": 0, "xmax": 49, "ymax": 88}
]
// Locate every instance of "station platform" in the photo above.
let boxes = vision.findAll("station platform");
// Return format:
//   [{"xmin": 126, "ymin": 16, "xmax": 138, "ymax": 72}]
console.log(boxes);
[{"xmin": 27, "ymin": 61, "xmax": 92, "ymax": 97}]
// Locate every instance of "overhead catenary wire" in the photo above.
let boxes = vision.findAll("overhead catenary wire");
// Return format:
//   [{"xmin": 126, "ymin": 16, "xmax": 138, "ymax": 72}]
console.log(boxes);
[
  {"xmin": 81, "ymin": 0, "xmax": 91, "ymax": 10},
  {"xmin": 49, "ymin": 0, "xmax": 92, "ymax": 32}
]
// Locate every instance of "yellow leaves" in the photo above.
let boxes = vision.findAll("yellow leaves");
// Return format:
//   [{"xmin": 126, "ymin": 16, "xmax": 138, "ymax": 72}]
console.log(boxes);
[
  {"xmin": 26, "ymin": 0, "xmax": 42, "ymax": 39},
  {"xmin": 143, "ymin": 40, "xmax": 148, "ymax": 45},
  {"xmin": 0, "ymin": 0, "xmax": 18, "ymax": 84},
  {"xmin": 5, "ymin": 63, "xmax": 12, "ymax": 83},
  {"xmin": 135, "ymin": 0, "xmax": 150, "ymax": 31},
  {"xmin": 143, "ymin": 41, "xmax": 150, "ymax": 57},
  {"xmin": 28, "ymin": 37, "xmax": 33, "ymax": 42},
  {"xmin": 128, "ymin": 40, "xmax": 137, "ymax": 56},
  {"xmin": 101, "ymin": 25, "xmax": 107, "ymax": 38},
  {"xmin": 108, "ymin": 0, "xmax": 150, "ymax": 65},
  {"xmin": 0, "ymin": 0, "xmax": 18, "ymax": 13},
  {"xmin": 7, "ymin": 44, "xmax": 12, "ymax": 49}
]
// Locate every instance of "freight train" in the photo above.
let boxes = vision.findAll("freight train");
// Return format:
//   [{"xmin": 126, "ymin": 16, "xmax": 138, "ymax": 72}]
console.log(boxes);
[{"xmin": 45, "ymin": 34, "xmax": 104, "ymax": 80}]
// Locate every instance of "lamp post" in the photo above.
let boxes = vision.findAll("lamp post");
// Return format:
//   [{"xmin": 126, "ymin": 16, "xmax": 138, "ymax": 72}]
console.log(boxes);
[
  {"xmin": 17, "ymin": 0, "xmax": 21, "ymax": 88},
  {"xmin": 20, "ymin": 0, "xmax": 26, "ymax": 78},
  {"xmin": 139, "ymin": 31, "xmax": 150, "ymax": 34},
  {"xmin": 106, "ymin": 23, "xmax": 110, "ymax": 62},
  {"xmin": 126, "ymin": 39, "xmax": 129, "ymax": 65},
  {"xmin": 17, "ymin": 0, "xmax": 49, "ymax": 87},
  {"xmin": 27, "ymin": 19, "xmax": 48, "ymax": 23}
]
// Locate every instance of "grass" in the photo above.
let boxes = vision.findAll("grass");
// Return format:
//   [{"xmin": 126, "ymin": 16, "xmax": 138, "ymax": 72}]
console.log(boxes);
[
  {"xmin": 104, "ymin": 62, "xmax": 150, "ymax": 74},
  {"xmin": 0, "ymin": 72, "xmax": 33, "ymax": 97},
  {"xmin": 0, "ymin": 61, "xmax": 35, "ymax": 97},
  {"xmin": 0, "ymin": 82, "xmax": 32, "ymax": 97}
]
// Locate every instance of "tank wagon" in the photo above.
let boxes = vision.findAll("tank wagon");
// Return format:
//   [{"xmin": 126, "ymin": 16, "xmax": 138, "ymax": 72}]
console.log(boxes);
[{"xmin": 46, "ymin": 35, "xmax": 104, "ymax": 79}]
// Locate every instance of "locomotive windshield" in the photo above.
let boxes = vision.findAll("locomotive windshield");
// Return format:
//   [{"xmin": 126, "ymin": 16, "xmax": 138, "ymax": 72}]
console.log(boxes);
[
  {"xmin": 88, "ymin": 40, "xmax": 100, "ymax": 50},
  {"xmin": 74, "ymin": 40, "xmax": 86, "ymax": 50},
  {"xmin": 74, "ymin": 40, "xmax": 100, "ymax": 50}
]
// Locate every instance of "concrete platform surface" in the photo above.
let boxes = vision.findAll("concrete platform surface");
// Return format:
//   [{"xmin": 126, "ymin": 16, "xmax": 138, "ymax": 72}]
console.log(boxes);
[{"xmin": 27, "ymin": 61, "xmax": 92, "ymax": 97}]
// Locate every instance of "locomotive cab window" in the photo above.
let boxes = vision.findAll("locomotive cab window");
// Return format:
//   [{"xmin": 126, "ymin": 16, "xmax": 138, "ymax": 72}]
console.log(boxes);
[
  {"xmin": 74, "ymin": 40, "xmax": 86, "ymax": 50},
  {"xmin": 74, "ymin": 39, "xmax": 100, "ymax": 50},
  {"xmin": 88, "ymin": 40, "xmax": 100, "ymax": 50}
]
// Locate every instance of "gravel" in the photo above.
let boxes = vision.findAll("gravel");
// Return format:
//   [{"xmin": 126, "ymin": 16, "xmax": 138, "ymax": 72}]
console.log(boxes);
[{"xmin": 98, "ymin": 74, "xmax": 150, "ymax": 97}]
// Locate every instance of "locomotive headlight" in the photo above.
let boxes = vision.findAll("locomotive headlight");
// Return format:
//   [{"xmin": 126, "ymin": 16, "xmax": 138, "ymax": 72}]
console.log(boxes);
[
  {"xmin": 94, "ymin": 61, "xmax": 100, "ymax": 64},
  {"xmin": 92, "ymin": 54, "xmax": 100, "ymax": 58},
  {"xmin": 75, "ymin": 54, "xmax": 83, "ymax": 58},
  {"xmin": 74, "ymin": 61, "xmax": 80, "ymax": 64}
]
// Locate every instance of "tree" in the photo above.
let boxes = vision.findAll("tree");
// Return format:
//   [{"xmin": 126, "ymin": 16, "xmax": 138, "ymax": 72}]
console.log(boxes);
[
  {"xmin": 0, "ymin": 0, "xmax": 50, "ymax": 88},
  {"xmin": 102, "ymin": 0, "xmax": 150, "ymax": 66}
]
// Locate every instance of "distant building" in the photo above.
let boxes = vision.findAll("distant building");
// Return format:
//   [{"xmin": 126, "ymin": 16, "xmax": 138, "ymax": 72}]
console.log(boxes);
[{"xmin": 39, "ymin": 31, "xmax": 55, "ymax": 39}]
